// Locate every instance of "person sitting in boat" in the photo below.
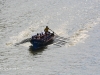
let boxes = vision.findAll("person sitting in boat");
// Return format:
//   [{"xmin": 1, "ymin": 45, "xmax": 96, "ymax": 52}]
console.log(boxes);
[
  {"xmin": 39, "ymin": 32, "xmax": 43, "ymax": 39},
  {"xmin": 32, "ymin": 35, "xmax": 37, "ymax": 39},
  {"xmin": 40, "ymin": 33, "xmax": 42, "ymax": 39},
  {"xmin": 36, "ymin": 33, "xmax": 40, "ymax": 39},
  {"xmin": 44, "ymin": 26, "xmax": 50, "ymax": 35}
]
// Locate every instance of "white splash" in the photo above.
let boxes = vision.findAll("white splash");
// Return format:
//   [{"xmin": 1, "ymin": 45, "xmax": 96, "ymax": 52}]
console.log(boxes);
[{"xmin": 68, "ymin": 18, "xmax": 100, "ymax": 46}]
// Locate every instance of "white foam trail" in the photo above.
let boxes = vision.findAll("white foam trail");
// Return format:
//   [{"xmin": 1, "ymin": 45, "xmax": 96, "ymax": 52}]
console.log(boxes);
[
  {"xmin": 54, "ymin": 22, "xmax": 69, "ymax": 37},
  {"xmin": 6, "ymin": 15, "xmax": 51, "ymax": 47},
  {"xmin": 6, "ymin": 25, "xmax": 39, "ymax": 46},
  {"xmin": 68, "ymin": 18, "xmax": 100, "ymax": 47},
  {"xmin": 68, "ymin": 30, "xmax": 89, "ymax": 46}
]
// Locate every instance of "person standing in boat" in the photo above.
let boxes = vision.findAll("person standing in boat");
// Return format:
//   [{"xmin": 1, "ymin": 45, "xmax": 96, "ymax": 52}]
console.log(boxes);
[
  {"xmin": 44, "ymin": 26, "xmax": 50, "ymax": 35},
  {"xmin": 44, "ymin": 26, "xmax": 52, "ymax": 40}
]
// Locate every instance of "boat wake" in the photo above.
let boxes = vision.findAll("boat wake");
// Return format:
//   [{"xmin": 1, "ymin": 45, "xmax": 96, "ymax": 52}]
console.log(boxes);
[
  {"xmin": 6, "ymin": 25, "xmax": 39, "ymax": 46},
  {"xmin": 50, "ymin": 18, "xmax": 100, "ymax": 48},
  {"xmin": 68, "ymin": 18, "xmax": 100, "ymax": 46},
  {"xmin": 6, "ymin": 15, "xmax": 51, "ymax": 47},
  {"xmin": 6, "ymin": 17, "xmax": 100, "ymax": 49},
  {"xmin": 15, "ymin": 38, "xmax": 31, "ymax": 45}
]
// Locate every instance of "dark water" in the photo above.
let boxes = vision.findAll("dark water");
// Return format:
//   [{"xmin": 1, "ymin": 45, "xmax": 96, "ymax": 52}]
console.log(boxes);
[{"xmin": 0, "ymin": 0, "xmax": 100, "ymax": 75}]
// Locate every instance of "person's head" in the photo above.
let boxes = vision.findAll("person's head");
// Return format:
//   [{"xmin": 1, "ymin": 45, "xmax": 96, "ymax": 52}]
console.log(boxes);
[
  {"xmin": 37, "ymin": 33, "xmax": 39, "ymax": 35},
  {"xmin": 46, "ymin": 26, "xmax": 48, "ymax": 28}
]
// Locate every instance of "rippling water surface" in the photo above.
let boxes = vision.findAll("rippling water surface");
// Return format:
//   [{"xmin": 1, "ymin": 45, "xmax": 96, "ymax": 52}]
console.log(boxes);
[{"xmin": 0, "ymin": 0, "xmax": 100, "ymax": 75}]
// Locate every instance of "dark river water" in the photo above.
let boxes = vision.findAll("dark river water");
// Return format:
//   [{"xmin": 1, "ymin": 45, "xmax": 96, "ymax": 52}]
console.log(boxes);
[{"xmin": 0, "ymin": 0, "xmax": 100, "ymax": 75}]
